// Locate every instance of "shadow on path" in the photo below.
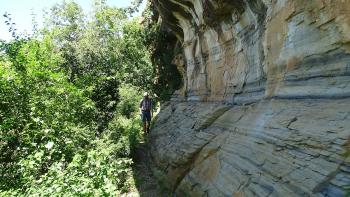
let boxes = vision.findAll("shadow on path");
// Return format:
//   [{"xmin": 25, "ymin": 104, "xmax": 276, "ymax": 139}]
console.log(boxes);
[{"xmin": 128, "ymin": 139, "xmax": 171, "ymax": 197}]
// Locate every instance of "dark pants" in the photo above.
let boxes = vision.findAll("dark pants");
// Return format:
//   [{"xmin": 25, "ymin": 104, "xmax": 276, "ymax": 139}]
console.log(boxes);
[
  {"xmin": 142, "ymin": 111, "xmax": 151, "ymax": 133},
  {"xmin": 142, "ymin": 111, "xmax": 151, "ymax": 122}
]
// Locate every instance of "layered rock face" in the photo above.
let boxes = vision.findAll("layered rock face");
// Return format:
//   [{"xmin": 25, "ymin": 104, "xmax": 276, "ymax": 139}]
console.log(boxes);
[{"xmin": 150, "ymin": 0, "xmax": 350, "ymax": 196}]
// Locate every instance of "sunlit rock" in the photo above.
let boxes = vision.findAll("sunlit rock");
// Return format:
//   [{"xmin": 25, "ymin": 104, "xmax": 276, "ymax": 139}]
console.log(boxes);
[{"xmin": 150, "ymin": 0, "xmax": 350, "ymax": 196}]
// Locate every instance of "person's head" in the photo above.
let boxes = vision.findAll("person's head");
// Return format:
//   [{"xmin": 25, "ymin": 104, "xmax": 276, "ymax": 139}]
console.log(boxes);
[{"xmin": 143, "ymin": 92, "xmax": 149, "ymax": 98}]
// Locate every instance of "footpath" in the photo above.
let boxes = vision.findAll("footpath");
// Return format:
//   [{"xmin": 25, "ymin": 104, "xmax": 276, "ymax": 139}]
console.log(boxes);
[{"xmin": 124, "ymin": 140, "xmax": 170, "ymax": 197}]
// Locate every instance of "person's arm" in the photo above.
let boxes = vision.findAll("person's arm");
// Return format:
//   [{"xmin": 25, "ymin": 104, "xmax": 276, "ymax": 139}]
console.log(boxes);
[{"xmin": 151, "ymin": 100, "xmax": 153, "ymax": 118}]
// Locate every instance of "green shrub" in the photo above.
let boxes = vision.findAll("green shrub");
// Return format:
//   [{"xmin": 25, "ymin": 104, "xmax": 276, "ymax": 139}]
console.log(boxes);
[
  {"xmin": 106, "ymin": 115, "xmax": 143, "ymax": 157},
  {"xmin": 0, "ymin": 1, "xmax": 159, "ymax": 195},
  {"xmin": 2, "ymin": 139, "xmax": 133, "ymax": 196},
  {"xmin": 117, "ymin": 84, "xmax": 142, "ymax": 118},
  {"xmin": 0, "ymin": 39, "xmax": 97, "ymax": 190}
]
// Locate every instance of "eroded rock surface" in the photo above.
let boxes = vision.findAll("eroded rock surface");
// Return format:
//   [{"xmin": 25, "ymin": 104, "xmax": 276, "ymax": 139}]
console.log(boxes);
[
  {"xmin": 150, "ymin": 100, "xmax": 350, "ymax": 196},
  {"xmin": 150, "ymin": 0, "xmax": 350, "ymax": 196}
]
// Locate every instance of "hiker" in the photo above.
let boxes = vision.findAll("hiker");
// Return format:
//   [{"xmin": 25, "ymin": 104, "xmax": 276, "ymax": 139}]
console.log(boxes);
[{"xmin": 140, "ymin": 92, "xmax": 153, "ymax": 133}]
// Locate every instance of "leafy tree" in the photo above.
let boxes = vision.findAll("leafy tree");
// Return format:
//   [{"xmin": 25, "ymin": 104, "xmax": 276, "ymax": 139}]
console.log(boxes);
[
  {"xmin": 0, "ymin": 0, "xmax": 168, "ymax": 195},
  {"xmin": 45, "ymin": 1, "xmax": 85, "ymax": 81},
  {"xmin": 43, "ymin": 1, "xmax": 124, "ymax": 132},
  {"xmin": 119, "ymin": 19, "xmax": 155, "ymax": 91},
  {"xmin": 0, "ymin": 36, "xmax": 97, "ymax": 190}
]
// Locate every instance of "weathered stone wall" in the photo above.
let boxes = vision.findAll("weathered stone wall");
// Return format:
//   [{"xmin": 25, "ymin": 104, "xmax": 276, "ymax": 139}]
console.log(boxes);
[
  {"xmin": 155, "ymin": 0, "xmax": 350, "ymax": 103},
  {"xmin": 150, "ymin": 0, "xmax": 350, "ymax": 196},
  {"xmin": 150, "ymin": 100, "xmax": 350, "ymax": 196}
]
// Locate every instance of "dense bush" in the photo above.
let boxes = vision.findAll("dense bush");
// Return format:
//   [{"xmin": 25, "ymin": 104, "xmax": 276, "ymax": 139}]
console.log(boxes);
[
  {"xmin": 0, "ymin": 1, "xmax": 152, "ymax": 195},
  {"xmin": 0, "ymin": 37, "xmax": 144, "ymax": 194},
  {"xmin": 2, "ymin": 138, "xmax": 134, "ymax": 196},
  {"xmin": 0, "ymin": 38, "xmax": 97, "ymax": 190}
]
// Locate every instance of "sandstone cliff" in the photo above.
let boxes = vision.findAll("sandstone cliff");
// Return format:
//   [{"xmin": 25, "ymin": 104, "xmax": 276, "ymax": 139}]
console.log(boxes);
[{"xmin": 149, "ymin": 0, "xmax": 350, "ymax": 196}]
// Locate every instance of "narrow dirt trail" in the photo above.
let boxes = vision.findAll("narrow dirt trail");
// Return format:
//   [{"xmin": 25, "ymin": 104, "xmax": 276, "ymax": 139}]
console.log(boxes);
[{"xmin": 124, "ymin": 140, "xmax": 170, "ymax": 197}]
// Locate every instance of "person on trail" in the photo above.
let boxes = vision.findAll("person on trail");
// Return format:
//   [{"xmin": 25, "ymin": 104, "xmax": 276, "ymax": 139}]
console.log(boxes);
[{"xmin": 140, "ymin": 92, "xmax": 153, "ymax": 133}]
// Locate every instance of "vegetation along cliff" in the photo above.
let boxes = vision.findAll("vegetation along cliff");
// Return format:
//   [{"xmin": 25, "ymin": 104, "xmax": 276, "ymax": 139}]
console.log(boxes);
[{"xmin": 149, "ymin": 0, "xmax": 350, "ymax": 196}]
